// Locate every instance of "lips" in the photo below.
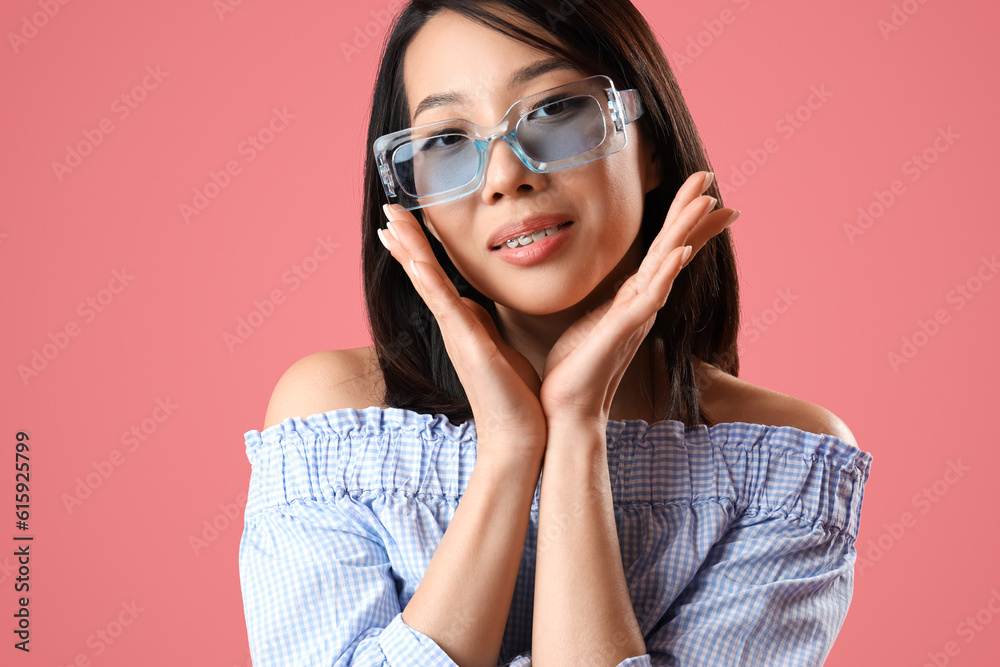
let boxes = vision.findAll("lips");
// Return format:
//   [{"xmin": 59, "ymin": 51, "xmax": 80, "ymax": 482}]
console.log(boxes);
[{"xmin": 488, "ymin": 213, "xmax": 574, "ymax": 250}]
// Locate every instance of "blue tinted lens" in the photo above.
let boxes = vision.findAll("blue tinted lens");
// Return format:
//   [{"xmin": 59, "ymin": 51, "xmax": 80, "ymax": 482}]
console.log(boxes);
[
  {"xmin": 392, "ymin": 133, "xmax": 479, "ymax": 197},
  {"xmin": 390, "ymin": 93, "xmax": 607, "ymax": 200},
  {"xmin": 517, "ymin": 94, "xmax": 605, "ymax": 162}
]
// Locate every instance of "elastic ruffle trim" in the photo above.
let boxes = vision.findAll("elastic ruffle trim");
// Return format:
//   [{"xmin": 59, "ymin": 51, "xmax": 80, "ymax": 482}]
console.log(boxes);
[{"xmin": 243, "ymin": 407, "xmax": 872, "ymax": 539}]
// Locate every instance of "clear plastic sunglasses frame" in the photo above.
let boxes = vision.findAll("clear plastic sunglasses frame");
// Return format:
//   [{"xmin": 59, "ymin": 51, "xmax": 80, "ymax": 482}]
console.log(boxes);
[{"xmin": 373, "ymin": 75, "xmax": 645, "ymax": 211}]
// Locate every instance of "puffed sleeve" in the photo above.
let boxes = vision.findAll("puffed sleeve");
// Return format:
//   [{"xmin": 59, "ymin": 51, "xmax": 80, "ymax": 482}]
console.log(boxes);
[
  {"xmin": 238, "ymin": 471, "xmax": 654, "ymax": 667},
  {"xmin": 635, "ymin": 427, "xmax": 872, "ymax": 666},
  {"xmin": 644, "ymin": 511, "xmax": 859, "ymax": 665},
  {"xmin": 238, "ymin": 409, "xmax": 470, "ymax": 666},
  {"xmin": 240, "ymin": 498, "xmax": 462, "ymax": 666}
]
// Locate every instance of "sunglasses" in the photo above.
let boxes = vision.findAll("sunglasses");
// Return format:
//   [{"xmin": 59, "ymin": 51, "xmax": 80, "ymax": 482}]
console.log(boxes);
[{"xmin": 373, "ymin": 75, "xmax": 645, "ymax": 211}]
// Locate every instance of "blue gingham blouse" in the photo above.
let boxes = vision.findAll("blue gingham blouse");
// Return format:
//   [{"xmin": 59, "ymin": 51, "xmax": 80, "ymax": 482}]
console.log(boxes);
[{"xmin": 239, "ymin": 407, "xmax": 872, "ymax": 666}]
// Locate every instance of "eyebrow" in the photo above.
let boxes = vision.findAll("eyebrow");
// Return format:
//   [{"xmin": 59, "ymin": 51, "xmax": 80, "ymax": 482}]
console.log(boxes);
[{"xmin": 412, "ymin": 57, "xmax": 578, "ymax": 122}]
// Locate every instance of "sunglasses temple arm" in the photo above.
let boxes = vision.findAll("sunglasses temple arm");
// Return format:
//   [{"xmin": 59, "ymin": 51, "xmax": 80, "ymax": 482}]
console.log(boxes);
[{"xmin": 619, "ymin": 89, "xmax": 645, "ymax": 124}]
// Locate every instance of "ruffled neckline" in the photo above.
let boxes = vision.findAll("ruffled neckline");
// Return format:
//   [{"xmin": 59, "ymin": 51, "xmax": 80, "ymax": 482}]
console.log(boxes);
[{"xmin": 246, "ymin": 405, "xmax": 870, "ymax": 465}]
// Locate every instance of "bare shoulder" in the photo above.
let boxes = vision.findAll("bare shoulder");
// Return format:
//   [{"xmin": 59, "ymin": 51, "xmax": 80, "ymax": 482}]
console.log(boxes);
[
  {"xmin": 261, "ymin": 345, "xmax": 384, "ymax": 431},
  {"xmin": 752, "ymin": 387, "xmax": 859, "ymax": 448},
  {"xmin": 695, "ymin": 358, "xmax": 859, "ymax": 448}
]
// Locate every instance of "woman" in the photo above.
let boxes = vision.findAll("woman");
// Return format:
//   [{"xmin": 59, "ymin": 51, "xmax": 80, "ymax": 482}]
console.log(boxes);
[{"xmin": 239, "ymin": 1, "xmax": 873, "ymax": 665}]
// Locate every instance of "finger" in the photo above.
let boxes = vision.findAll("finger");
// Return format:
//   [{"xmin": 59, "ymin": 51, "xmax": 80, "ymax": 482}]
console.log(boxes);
[
  {"xmin": 379, "ymin": 206, "xmax": 462, "ymax": 305},
  {"xmin": 629, "ymin": 227, "xmax": 673, "ymax": 295},
  {"xmin": 618, "ymin": 171, "xmax": 719, "ymax": 297},
  {"xmin": 679, "ymin": 208, "xmax": 740, "ymax": 268},
  {"xmin": 384, "ymin": 205, "xmax": 462, "ymax": 296},
  {"xmin": 608, "ymin": 205, "xmax": 698, "ymax": 316},
  {"xmin": 650, "ymin": 195, "xmax": 717, "ymax": 252},
  {"xmin": 404, "ymin": 254, "xmax": 510, "ymax": 382},
  {"xmin": 618, "ymin": 206, "xmax": 737, "ymax": 342},
  {"xmin": 378, "ymin": 224, "xmax": 435, "ymax": 312},
  {"xmin": 568, "ymin": 245, "xmax": 687, "ymax": 366},
  {"xmin": 598, "ymin": 246, "xmax": 687, "ymax": 351},
  {"xmin": 651, "ymin": 245, "xmax": 692, "ymax": 302},
  {"xmin": 377, "ymin": 209, "xmax": 503, "ymax": 366},
  {"xmin": 626, "ymin": 244, "xmax": 690, "ymax": 327},
  {"xmin": 637, "ymin": 194, "xmax": 716, "ymax": 285},
  {"xmin": 592, "ymin": 196, "xmax": 731, "ymax": 336},
  {"xmin": 662, "ymin": 170, "xmax": 715, "ymax": 231}
]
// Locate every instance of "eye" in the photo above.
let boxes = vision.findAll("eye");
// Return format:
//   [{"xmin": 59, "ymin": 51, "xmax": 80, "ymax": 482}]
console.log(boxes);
[
  {"xmin": 419, "ymin": 130, "xmax": 467, "ymax": 152},
  {"xmin": 530, "ymin": 95, "xmax": 568, "ymax": 117},
  {"xmin": 535, "ymin": 101, "xmax": 565, "ymax": 117},
  {"xmin": 526, "ymin": 96, "xmax": 587, "ymax": 121}
]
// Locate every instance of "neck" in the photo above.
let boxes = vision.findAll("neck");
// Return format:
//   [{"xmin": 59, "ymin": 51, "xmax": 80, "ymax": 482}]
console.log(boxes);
[
  {"xmin": 490, "ymin": 230, "xmax": 667, "ymax": 423},
  {"xmin": 493, "ymin": 309, "xmax": 665, "ymax": 425}
]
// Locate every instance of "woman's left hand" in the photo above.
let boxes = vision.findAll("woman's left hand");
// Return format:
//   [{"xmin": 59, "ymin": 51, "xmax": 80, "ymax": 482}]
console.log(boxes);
[{"xmin": 538, "ymin": 171, "xmax": 738, "ymax": 429}]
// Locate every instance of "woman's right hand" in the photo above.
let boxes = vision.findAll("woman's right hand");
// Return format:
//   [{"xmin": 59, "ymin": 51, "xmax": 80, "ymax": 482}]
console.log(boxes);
[{"xmin": 378, "ymin": 204, "xmax": 547, "ymax": 464}]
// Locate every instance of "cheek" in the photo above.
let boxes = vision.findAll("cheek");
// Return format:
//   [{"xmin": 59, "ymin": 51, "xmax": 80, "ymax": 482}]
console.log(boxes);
[
  {"xmin": 422, "ymin": 219, "xmax": 495, "ymax": 294},
  {"xmin": 587, "ymin": 158, "xmax": 648, "ymax": 240},
  {"xmin": 442, "ymin": 252, "xmax": 498, "ymax": 301},
  {"xmin": 421, "ymin": 216, "xmax": 442, "ymax": 244}
]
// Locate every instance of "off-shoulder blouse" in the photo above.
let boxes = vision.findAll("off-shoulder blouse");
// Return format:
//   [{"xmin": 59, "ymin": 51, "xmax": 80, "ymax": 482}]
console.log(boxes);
[{"xmin": 239, "ymin": 407, "xmax": 873, "ymax": 666}]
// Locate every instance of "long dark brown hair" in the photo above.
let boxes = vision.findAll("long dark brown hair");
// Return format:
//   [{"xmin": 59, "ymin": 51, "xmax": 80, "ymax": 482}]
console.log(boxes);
[{"xmin": 361, "ymin": 0, "xmax": 740, "ymax": 429}]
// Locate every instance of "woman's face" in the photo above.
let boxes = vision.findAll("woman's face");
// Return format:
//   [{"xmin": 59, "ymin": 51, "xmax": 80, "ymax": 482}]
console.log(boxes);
[{"xmin": 402, "ymin": 9, "xmax": 660, "ymax": 316}]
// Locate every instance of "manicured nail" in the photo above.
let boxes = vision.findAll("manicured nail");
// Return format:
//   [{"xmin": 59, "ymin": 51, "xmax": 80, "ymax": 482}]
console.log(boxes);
[
  {"xmin": 386, "ymin": 220, "xmax": 400, "ymax": 241},
  {"xmin": 703, "ymin": 172, "xmax": 715, "ymax": 190},
  {"xmin": 724, "ymin": 210, "xmax": 741, "ymax": 227},
  {"xmin": 409, "ymin": 258, "xmax": 421, "ymax": 281},
  {"xmin": 682, "ymin": 245, "xmax": 693, "ymax": 263},
  {"xmin": 382, "ymin": 203, "xmax": 394, "ymax": 222},
  {"xmin": 706, "ymin": 196, "xmax": 718, "ymax": 210},
  {"xmin": 377, "ymin": 227, "xmax": 391, "ymax": 250}
]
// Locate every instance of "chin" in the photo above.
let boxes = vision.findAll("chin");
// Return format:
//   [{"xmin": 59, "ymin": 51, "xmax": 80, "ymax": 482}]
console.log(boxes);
[{"xmin": 496, "ymin": 285, "xmax": 597, "ymax": 317}]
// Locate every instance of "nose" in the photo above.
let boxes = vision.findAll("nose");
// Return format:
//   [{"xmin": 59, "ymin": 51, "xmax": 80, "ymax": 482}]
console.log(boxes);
[{"xmin": 478, "ymin": 135, "xmax": 548, "ymax": 205}]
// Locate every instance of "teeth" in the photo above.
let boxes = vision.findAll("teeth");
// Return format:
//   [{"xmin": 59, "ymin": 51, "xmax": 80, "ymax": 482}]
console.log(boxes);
[{"xmin": 504, "ymin": 224, "xmax": 561, "ymax": 249}]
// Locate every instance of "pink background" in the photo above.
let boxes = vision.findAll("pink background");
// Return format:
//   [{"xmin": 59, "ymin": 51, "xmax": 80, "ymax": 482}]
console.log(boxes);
[{"xmin": 2, "ymin": 0, "xmax": 997, "ymax": 664}]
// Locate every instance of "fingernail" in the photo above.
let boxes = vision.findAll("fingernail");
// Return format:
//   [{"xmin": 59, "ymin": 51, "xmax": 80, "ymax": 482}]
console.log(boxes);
[
  {"xmin": 724, "ymin": 210, "xmax": 741, "ymax": 227},
  {"xmin": 682, "ymin": 245, "xmax": 693, "ymax": 264},
  {"xmin": 386, "ymin": 220, "xmax": 400, "ymax": 241},
  {"xmin": 706, "ymin": 196, "xmax": 718, "ymax": 210},
  {"xmin": 703, "ymin": 172, "xmax": 715, "ymax": 190},
  {"xmin": 409, "ymin": 258, "xmax": 421, "ymax": 280},
  {"xmin": 382, "ymin": 203, "xmax": 394, "ymax": 222},
  {"xmin": 377, "ymin": 227, "xmax": 391, "ymax": 250}
]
